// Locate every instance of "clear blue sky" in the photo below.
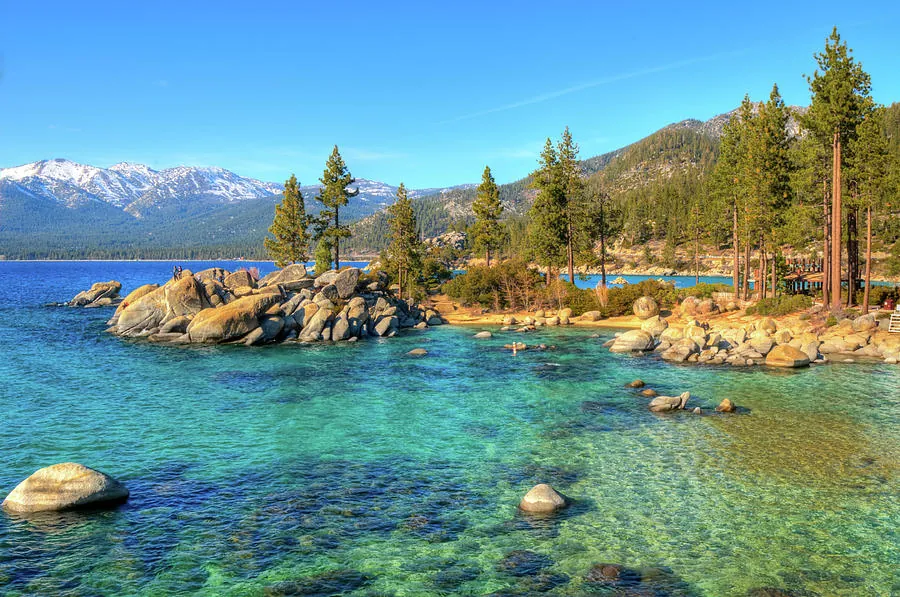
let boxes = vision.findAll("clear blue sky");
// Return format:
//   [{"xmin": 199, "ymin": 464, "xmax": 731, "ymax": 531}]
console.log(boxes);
[{"xmin": 1, "ymin": 1, "xmax": 899, "ymax": 188}]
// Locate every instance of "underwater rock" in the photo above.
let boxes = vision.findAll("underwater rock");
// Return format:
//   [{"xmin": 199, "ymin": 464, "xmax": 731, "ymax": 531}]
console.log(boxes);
[
  {"xmin": 2, "ymin": 462, "xmax": 129, "ymax": 513},
  {"xmin": 407, "ymin": 348, "xmax": 428, "ymax": 356},
  {"xmin": 474, "ymin": 331, "xmax": 493, "ymax": 339},
  {"xmin": 496, "ymin": 550, "xmax": 553, "ymax": 577},
  {"xmin": 627, "ymin": 379, "xmax": 645, "ymax": 388},
  {"xmin": 715, "ymin": 398, "xmax": 736, "ymax": 413}
]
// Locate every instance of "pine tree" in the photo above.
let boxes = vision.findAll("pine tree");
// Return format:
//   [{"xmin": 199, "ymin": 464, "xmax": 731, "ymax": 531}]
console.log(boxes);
[
  {"xmin": 471, "ymin": 165, "xmax": 505, "ymax": 267},
  {"xmin": 710, "ymin": 103, "xmax": 747, "ymax": 295},
  {"xmin": 264, "ymin": 174, "xmax": 310, "ymax": 267},
  {"xmin": 314, "ymin": 146, "xmax": 358, "ymax": 270},
  {"xmin": 385, "ymin": 183, "xmax": 422, "ymax": 300},
  {"xmin": 313, "ymin": 238, "xmax": 333, "ymax": 276},
  {"xmin": 848, "ymin": 107, "xmax": 890, "ymax": 312},
  {"xmin": 557, "ymin": 127, "xmax": 588, "ymax": 283},
  {"xmin": 527, "ymin": 138, "xmax": 567, "ymax": 284},
  {"xmin": 804, "ymin": 27, "xmax": 873, "ymax": 309}
]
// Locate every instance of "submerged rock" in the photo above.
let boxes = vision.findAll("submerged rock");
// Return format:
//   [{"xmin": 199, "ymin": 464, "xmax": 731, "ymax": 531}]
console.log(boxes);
[
  {"xmin": 518, "ymin": 483, "xmax": 568, "ymax": 513},
  {"xmin": 715, "ymin": 398, "xmax": 736, "ymax": 413},
  {"xmin": 627, "ymin": 379, "xmax": 645, "ymax": 388},
  {"xmin": 407, "ymin": 348, "xmax": 428, "ymax": 356},
  {"xmin": 474, "ymin": 331, "xmax": 493, "ymax": 339},
  {"xmin": 2, "ymin": 462, "xmax": 129, "ymax": 513}
]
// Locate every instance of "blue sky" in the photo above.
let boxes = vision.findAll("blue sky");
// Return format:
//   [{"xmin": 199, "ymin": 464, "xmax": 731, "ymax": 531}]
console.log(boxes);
[{"xmin": 1, "ymin": 1, "xmax": 899, "ymax": 188}]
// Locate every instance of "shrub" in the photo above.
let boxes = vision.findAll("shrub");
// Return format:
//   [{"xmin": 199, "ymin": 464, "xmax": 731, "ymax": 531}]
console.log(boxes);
[
  {"xmin": 745, "ymin": 295, "xmax": 812, "ymax": 316},
  {"xmin": 868, "ymin": 285, "xmax": 899, "ymax": 307}
]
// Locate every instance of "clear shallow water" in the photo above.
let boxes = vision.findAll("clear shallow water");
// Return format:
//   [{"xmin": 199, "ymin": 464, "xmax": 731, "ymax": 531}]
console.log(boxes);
[{"xmin": 0, "ymin": 261, "xmax": 898, "ymax": 596}]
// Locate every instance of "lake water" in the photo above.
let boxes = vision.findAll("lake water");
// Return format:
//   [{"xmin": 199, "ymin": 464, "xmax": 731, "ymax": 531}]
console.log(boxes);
[{"xmin": 0, "ymin": 261, "xmax": 897, "ymax": 596}]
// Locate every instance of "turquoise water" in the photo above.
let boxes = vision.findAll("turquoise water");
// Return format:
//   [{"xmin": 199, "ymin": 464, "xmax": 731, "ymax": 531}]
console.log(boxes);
[
  {"xmin": 561, "ymin": 274, "xmax": 733, "ymax": 289},
  {"xmin": 0, "ymin": 262, "xmax": 898, "ymax": 596}
]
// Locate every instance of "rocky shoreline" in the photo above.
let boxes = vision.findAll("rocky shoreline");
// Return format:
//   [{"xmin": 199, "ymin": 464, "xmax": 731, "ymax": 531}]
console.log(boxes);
[
  {"xmin": 605, "ymin": 296, "xmax": 900, "ymax": 368},
  {"xmin": 68, "ymin": 265, "xmax": 445, "ymax": 345}
]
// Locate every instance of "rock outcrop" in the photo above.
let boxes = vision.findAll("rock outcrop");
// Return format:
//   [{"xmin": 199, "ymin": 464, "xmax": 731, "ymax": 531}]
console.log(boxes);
[
  {"xmin": 2, "ymin": 463, "xmax": 129, "ymax": 513},
  {"xmin": 92, "ymin": 266, "xmax": 441, "ymax": 347},
  {"xmin": 69, "ymin": 281, "xmax": 122, "ymax": 307}
]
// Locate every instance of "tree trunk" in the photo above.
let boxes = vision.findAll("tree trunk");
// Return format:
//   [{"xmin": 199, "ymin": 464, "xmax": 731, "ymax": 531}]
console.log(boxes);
[
  {"xmin": 759, "ymin": 245, "xmax": 767, "ymax": 300},
  {"xmin": 863, "ymin": 206, "xmax": 872, "ymax": 314},
  {"xmin": 566, "ymin": 221, "xmax": 575, "ymax": 285},
  {"xmin": 742, "ymin": 243, "xmax": 751, "ymax": 301},
  {"xmin": 486, "ymin": 249, "xmax": 492, "ymax": 268},
  {"xmin": 694, "ymin": 227, "xmax": 700, "ymax": 285},
  {"xmin": 823, "ymin": 179, "xmax": 830, "ymax": 302},
  {"xmin": 334, "ymin": 207, "xmax": 341, "ymax": 270},
  {"xmin": 830, "ymin": 132, "xmax": 842, "ymax": 310},
  {"xmin": 846, "ymin": 205, "xmax": 858, "ymax": 308},
  {"xmin": 771, "ymin": 251, "xmax": 777, "ymax": 298},
  {"xmin": 732, "ymin": 202, "xmax": 739, "ymax": 298},
  {"xmin": 599, "ymin": 206, "xmax": 607, "ymax": 287}
]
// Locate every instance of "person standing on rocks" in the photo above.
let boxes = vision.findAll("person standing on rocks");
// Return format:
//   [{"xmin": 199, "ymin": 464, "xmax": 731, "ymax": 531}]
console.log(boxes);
[{"xmin": 172, "ymin": 265, "xmax": 179, "ymax": 280}]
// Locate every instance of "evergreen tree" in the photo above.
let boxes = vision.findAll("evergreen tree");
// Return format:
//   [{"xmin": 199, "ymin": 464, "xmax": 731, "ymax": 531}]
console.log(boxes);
[
  {"xmin": 557, "ymin": 127, "xmax": 588, "ymax": 283},
  {"xmin": 471, "ymin": 165, "xmax": 505, "ymax": 267},
  {"xmin": 710, "ymin": 101, "xmax": 747, "ymax": 294},
  {"xmin": 803, "ymin": 27, "xmax": 873, "ymax": 309},
  {"xmin": 848, "ymin": 107, "xmax": 891, "ymax": 311},
  {"xmin": 313, "ymin": 238, "xmax": 333, "ymax": 276},
  {"xmin": 264, "ymin": 174, "xmax": 310, "ymax": 267},
  {"xmin": 314, "ymin": 146, "xmax": 358, "ymax": 269},
  {"xmin": 385, "ymin": 183, "xmax": 422, "ymax": 300},
  {"xmin": 527, "ymin": 138, "xmax": 567, "ymax": 284}
]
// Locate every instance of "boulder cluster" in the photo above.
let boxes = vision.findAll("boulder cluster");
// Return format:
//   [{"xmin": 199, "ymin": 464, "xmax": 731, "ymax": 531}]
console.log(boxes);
[
  {"xmin": 68, "ymin": 281, "xmax": 122, "ymax": 308},
  {"xmin": 608, "ymin": 297, "xmax": 900, "ymax": 368},
  {"xmin": 70, "ymin": 265, "xmax": 444, "ymax": 345}
]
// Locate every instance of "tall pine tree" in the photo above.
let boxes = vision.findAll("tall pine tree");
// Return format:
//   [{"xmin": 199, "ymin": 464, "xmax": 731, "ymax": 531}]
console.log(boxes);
[
  {"xmin": 385, "ymin": 183, "xmax": 422, "ymax": 300},
  {"xmin": 527, "ymin": 138, "xmax": 567, "ymax": 285},
  {"xmin": 265, "ymin": 174, "xmax": 310, "ymax": 267},
  {"xmin": 471, "ymin": 165, "xmax": 505, "ymax": 267},
  {"xmin": 314, "ymin": 146, "xmax": 358, "ymax": 270},
  {"xmin": 804, "ymin": 27, "xmax": 872, "ymax": 309}
]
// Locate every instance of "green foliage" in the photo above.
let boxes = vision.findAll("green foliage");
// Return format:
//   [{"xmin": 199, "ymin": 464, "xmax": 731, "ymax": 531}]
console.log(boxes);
[
  {"xmin": 868, "ymin": 285, "xmax": 899, "ymax": 306},
  {"xmin": 745, "ymin": 295, "xmax": 813, "ymax": 316},
  {"xmin": 382, "ymin": 183, "xmax": 424, "ymax": 299},
  {"xmin": 471, "ymin": 165, "xmax": 505, "ymax": 266},
  {"xmin": 314, "ymin": 238, "xmax": 333, "ymax": 276},
  {"xmin": 265, "ymin": 174, "xmax": 310, "ymax": 267},
  {"xmin": 825, "ymin": 315, "xmax": 838, "ymax": 327},
  {"xmin": 314, "ymin": 146, "xmax": 358, "ymax": 268},
  {"xmin": 442, "ymin": 259, "xmax": 544, "ymax": 310}
]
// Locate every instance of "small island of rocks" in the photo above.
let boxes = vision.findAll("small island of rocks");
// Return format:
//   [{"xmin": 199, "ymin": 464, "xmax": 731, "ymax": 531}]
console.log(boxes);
[{"xmin": 69, "ymin": 265, "xmax": 445, "ymax": 346}]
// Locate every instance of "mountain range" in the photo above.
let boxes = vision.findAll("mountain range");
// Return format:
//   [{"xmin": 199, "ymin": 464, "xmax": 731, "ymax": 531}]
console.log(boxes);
[
  {"xmin": 0, "ymin": 105, "xmax": 808, "ymax": 259},
  {"xmin": 0, "ymin": 159, "xmax": 472, "ymax": 258}
]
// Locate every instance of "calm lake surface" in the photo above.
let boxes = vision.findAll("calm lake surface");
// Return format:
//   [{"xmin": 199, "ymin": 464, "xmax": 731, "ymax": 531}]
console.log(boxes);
[{"xmin": 0, "ymin": 261, "xmax": 897, "ymax": 596}]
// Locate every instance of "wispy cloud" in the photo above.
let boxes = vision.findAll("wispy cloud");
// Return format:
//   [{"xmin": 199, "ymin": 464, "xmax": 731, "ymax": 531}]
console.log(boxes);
[{"xmin": 440, "ymin": 49, "xmax": 750, "ymax": 124}]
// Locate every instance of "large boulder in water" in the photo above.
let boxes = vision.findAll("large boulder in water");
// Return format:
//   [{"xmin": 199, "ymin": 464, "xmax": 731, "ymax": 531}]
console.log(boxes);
[
  {"xmin": 765, "ymin": 344, "xmax": 810, "ymax": 368},
  {"xmin": 115, "ymin": 285, "xmax": 169, "ymax": 336},
  {"xmin": 2, "ymin": 463, "xmax": 129, "ymax": 513},
  {"xmin": 609, "ymin": 330, "xmax": 654, "ymax": 353},
  {"xmin": 632, "ymin": 296, "xmax": 659, "ymax": 320},
  {"xmin": 186, "ymin": 294, "xmax": 280, "ymax": 343},
  {"xmin": 518, "ymin": 483, "xmax": 568, "ymax": 513},
  {"xmin": 70, "ymin": 281, "xmax": 121, "ymax": 306},
  {"xmin": 163, "ymin": 275, "xmax": 211, "ymax": 321}
]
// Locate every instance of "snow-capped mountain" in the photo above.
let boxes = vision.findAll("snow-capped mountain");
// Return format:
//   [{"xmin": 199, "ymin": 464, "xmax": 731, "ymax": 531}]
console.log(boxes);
[
  {"xmin": 0, "ymin": 158, "xmax": 471, "ymax": 219},
  {"xmin": 0, "ymin": 159, "xmax": 283, "ymax": 215}
]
